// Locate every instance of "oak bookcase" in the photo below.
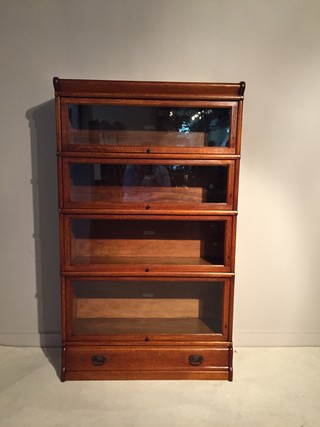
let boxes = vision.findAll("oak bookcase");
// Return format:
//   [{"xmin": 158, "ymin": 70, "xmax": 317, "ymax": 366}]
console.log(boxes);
[{"xmin": 53, "ymin": 78, "xmax": 245, "ymax": 381}]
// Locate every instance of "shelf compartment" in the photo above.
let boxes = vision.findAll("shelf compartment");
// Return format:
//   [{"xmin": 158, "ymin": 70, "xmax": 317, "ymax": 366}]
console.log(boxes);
[
  {"xmin": 64, "ymin": 216, "xmax": 232, "ymax": 272},
  {"xmin": 63, "ymin": 159, "xmax": 234, "ymax": 210},
  {"xmin": 61, "ymin": 101, "xmax": 238, "ymax": 154},
  {"xmin": 65, "ymin": 278, "xmax": 231, "ymax": 340}
]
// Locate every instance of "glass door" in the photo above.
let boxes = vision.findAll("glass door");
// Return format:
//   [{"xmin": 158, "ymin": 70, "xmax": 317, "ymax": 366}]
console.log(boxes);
[
  {"xmin": 65, "ymin": 277, "xmax": 232, "ymax": 341},
  {"xmin": 63, "ymin": 159, "xmax": 235, "ymax": 211},
  {"xmin": 61, "ymin": 100, "xmax": 238, "ymax": 154},
  {"xmin": 64, "ymin": 215, "xmax": 233, "ymax": 273}
]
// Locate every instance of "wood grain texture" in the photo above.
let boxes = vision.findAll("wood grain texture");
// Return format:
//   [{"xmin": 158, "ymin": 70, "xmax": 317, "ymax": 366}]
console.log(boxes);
[
  {"xmin": 54, "ymin": 78, "xmax": 245, "ymax": 381},
  {"xmin": 54, "ymin": 78, "xmax": 245, "ymax": 100},
  {"xmin": 73, "ymin": 318, "xmax": 220, "ymax": 335},
  {"xmin": 65, "ymin": 370, "xmax": 230, "ymax": 381},
  {"xmin": 65, "ymin": 345, "xmax": 230, "ymax": 371}
]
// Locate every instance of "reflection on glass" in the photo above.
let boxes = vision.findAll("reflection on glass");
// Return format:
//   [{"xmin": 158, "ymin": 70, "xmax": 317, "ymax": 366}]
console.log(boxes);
[
  {"xmin": 123, "ymin": 165, "xmax": 171, "ymax": 187},
  {"xmin": 68, "ymin": 105, "xmax": 231, "ymax": 148},
  {"xmin": 70, "ymin": 163, "xmax": 228, "ymax": 204},
  {"xmin": 70, "ymin": 219, "xmax": 225, "ymax": 267},
  {"xmin": 71, "ymin": 280, "xmax": 224, "ymax": 335}
]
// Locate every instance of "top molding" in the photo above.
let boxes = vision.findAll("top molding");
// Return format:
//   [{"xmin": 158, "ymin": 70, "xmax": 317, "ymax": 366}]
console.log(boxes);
[{"xmin": 53, "ymin": 77, "xmax": 245, "ymax": 101}]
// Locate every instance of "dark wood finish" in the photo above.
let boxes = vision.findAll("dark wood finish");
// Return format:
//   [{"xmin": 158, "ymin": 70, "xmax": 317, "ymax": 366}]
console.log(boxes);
[
  {"xmin": 54, "ymin": 78, "xmax": 245, "ymax": 381},
  {"xmin": 53, "ymin": 77, "xmax": 245, "ymax": 100}
]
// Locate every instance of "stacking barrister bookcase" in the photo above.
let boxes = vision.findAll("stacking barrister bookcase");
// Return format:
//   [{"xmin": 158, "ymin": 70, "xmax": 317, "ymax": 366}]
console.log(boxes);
[{"xmin": 53, "ymin": 77, "xmax": 245, "ymax": 381}]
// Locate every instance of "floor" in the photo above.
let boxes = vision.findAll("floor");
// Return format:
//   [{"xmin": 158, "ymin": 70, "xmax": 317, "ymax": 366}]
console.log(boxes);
[{"xmin": 0, "ymin": 346, "xmax": 319, "ymax": 427}]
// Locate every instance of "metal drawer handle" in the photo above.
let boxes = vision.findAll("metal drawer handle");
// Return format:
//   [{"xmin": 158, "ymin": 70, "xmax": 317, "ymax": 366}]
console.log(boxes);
[
  {"xmin": 189, "ymin": 355, "xmax": 203, "ymax": 366},
  {"xmin": 92, "ymin": 355, "xmax": 107, "ymax": 366}
]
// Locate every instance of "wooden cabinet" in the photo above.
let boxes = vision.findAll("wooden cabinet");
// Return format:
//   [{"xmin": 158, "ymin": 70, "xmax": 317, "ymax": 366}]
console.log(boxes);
[{"xmin": 54, "ymin": 78, "xmax": 245, "ymax": 381}]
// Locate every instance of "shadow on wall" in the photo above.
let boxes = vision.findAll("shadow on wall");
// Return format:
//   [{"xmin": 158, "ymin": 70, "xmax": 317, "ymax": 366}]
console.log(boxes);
[{"xmin": 26, "ymin": 100, "xmax": 61, "ymax": 378}]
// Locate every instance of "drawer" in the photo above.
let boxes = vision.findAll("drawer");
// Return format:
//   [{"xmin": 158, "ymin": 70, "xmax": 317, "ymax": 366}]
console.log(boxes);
[{"xmin": 65, "ymin": 345, "xmax": 230, "ymax": 372}]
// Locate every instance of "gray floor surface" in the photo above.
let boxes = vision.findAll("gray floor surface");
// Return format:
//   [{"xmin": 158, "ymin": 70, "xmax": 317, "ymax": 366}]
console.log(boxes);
[{"xmin": 0, "ymin": 346, "xmax": 319, "ymax": 427}]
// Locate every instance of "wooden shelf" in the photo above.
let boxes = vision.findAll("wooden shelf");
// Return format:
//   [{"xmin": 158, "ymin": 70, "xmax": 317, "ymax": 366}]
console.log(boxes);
[
  {"xmin": 70, "ymin": 186, "xmax": 205, "ymax": 204},
  {"xmin": 73, "ymin": 318, "xmax": 221, "ymax": 335},
  {"xmin": 69, "ymin": 129, "xmax": 208, "ymax": 148},
  {"xmin": 72, "ymin": 256, "xmax": 215, "ymax": 266}
]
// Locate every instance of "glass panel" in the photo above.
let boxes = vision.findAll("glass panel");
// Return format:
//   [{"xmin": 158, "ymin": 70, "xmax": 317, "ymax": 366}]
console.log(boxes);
[
  {"xmin": 71, "ymin": 280, "xmax": 224, "ymax": 336},
  {"xmin": 70, "ymin": 219, "xmax": 225, "ymax": 267},
  {"xmin": 67, "ymin": 105, "xmax": 231, "ymax": 148},
  {"xmin": 70, "ymin": 163, "xmax": 228, "ymax": 205}
]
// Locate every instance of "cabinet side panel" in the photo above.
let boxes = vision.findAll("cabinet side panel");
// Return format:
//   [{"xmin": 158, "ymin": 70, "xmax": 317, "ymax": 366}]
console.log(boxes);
[
  {"xmin": 55, "ymin": 96, "xmax": 62, "ymax": 152},
  {"xmin": 230, "ymin": 216, "xmax": 237, "ymax": 273},
  {"xmin": 227, "ymin": 278, "xmax": 235, "ymax": 342},
  {"xmin": 235, "ymin": 100, "xmax": 244, "ymax": 155},
  {"xmin": 60, "ymin": 276, "xmax": 66, "ymax": 342}
]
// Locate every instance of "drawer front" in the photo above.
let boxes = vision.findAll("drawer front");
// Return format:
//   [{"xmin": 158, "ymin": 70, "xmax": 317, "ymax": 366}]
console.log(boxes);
[{"xmin": 66, "ymin": 346, "xmax": 230, "ymax": 371}]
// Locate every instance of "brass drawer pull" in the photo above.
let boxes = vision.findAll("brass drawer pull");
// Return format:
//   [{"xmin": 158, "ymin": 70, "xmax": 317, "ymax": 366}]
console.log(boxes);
[
  {"xmin": 189, "ymin": 355, "xmax": 203, "ymax": 366},
  {"xmin": 92, "ymin": 355, "xmax": 107, "ymax": 366}
]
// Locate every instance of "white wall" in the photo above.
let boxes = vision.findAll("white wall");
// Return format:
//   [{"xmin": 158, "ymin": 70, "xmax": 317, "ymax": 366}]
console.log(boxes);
[{"xmin": 1, "ymin": 0, "xmax": 320, "ymax": 347}]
